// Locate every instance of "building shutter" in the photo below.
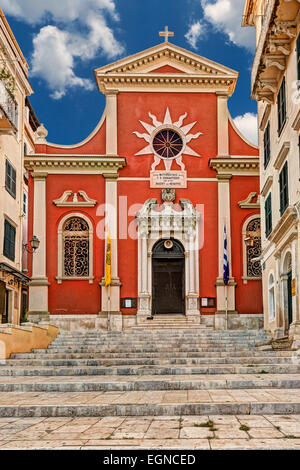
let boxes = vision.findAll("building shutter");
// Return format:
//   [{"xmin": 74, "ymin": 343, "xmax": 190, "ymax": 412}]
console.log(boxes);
[
  {"xmin": 3, "ymin": 220, "xmax": 16, "ymax": 262},
  {"xmin": 0, "ymin": 281, "xmax": 5, "ymax": 316},
  {"xmin": 265, "ymin": 193, "xmax": 272, "ymax": 237},
  {"xmin": 5, "ymin": 160, "xmax": 16, "ymax": 198},
  {"xmin": 263, "ymin": 122, "xmax": 270, "ymax": 168},
  {"xmin": 277, "ymin": 77, "xmax": 286, "ymax": 135},
  {"xmin": 279, "ymin": 161, "xmax": 289, "ymax": 216}
]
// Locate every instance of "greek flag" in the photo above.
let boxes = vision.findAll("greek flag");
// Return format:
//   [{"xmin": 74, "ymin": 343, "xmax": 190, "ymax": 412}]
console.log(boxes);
[{"xmin": 223, "ymin": 225, "xmax": 229, "ymax": 286}]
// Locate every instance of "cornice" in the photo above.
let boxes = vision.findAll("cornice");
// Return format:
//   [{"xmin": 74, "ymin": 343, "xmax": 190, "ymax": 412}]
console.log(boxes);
[
  {"xmin": 292, "ymin": 109, "xmax": 300, "ymax": 131},
  {"xmin": 259, "ymin": 104, "xmax": 271, "ymax": 131},
  {"xmin": 250, "ymin": 0, "xmax": 299, "ymax": 102},
  {"xmin": 268, "ymin": 206, "xmax": 298, "ymax": 244},
  {"xmin": 274, "ymin": 141, "xmax": 290, "ymax": 170},
  {"xmin": 261, "ymin": 175, "xmax": 273, "ymax": 197},
  {"xmin": 24, "ymin": 154, "xmax": 126, "ymax": 174},
  {"xmin": 209, "ymin": 157, "xmax": 260, "ymax": 175},
  {"xmin": 97, "ymin": 73, "xmax": 237, "ymax": 95}
]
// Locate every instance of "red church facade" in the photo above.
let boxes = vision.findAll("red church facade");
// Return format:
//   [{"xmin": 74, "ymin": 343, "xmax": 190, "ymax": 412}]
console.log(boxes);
[{"xmin": 25, "ymin": 41, "xmax": 262, "ymax": 331}]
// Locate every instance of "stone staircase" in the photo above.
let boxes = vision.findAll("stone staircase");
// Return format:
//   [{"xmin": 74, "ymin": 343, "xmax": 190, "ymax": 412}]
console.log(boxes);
[
  {"xmin": 0, "ymin": 328, "xmax": 300, "ymax": 417},
  {"xmin": 133, "ymin": 314, "xmax": 210, "ymax": 329}
]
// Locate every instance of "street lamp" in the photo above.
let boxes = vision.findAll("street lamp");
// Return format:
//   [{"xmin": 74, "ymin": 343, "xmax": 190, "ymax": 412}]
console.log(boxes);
[{"xmin": 23, "ymin": 235, "xmax": 40, "ymax": 254}]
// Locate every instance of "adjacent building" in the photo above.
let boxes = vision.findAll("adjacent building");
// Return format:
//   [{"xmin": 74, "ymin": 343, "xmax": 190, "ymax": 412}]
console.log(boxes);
[
  {"xmin": 242, "ymin": 0, "xmax": 300, "ymax": 341},
  {"xmin": 0, "ymin": 10, "xmax": 38, "ymax": 325}
]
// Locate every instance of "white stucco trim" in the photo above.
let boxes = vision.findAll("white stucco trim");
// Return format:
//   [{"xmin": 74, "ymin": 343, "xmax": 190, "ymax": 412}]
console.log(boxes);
[{"xmin": 56, "ymin": 212, "xmax": 94, "ymax": 284}]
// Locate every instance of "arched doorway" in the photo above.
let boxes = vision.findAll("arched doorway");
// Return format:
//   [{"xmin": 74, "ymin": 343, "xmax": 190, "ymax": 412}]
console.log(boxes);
[{"xmin": 152, "ymin": 239, "xmax": 185, "ymax": 315}]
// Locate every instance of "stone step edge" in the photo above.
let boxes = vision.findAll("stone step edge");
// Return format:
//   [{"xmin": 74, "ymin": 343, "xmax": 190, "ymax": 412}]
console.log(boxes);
[
  {"xmin": 1, "ymin": 378, "xmax": 300, "ymax": 392},
  {"xmin": 0, "ymin": 402, "xmax": 300, "ymax": 417}
]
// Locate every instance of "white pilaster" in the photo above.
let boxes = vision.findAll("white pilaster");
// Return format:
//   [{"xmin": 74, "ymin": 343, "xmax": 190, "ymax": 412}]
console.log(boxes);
[
  {"xmin": 215, "ymin": 174, "xmax": 236, "ymax": 316},
  {"xmin": 28, "ymin": 172, "xmax": 49, "ymax": 317},
  {"xmin": 105, "ymin": 91, "xmax": 118, "ymax": 156},
  {"xmin": 216, "ymin": 92, "xmax": 229, "ymax": 157},
  {"xmin": 100, "ymin": 173, "xmax": 121, "ymax": 329}
]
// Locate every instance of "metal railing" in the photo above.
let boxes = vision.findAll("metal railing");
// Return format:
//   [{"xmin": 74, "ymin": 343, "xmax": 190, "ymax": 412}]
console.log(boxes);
[{"xmin": 0, "ymin": 80, "xmax": 18, "ymax": 129}]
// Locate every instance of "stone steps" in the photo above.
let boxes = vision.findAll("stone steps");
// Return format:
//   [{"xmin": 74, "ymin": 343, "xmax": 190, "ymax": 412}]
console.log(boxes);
[
  {"xmin": 0, "ymin": 374, "xmax": 300, "ymax": 392},
  {"xmin": 11, "ymin": 350, "xmax": 293, "ymax": 359},
  {"xmin": 1, "ymin": 327, "xmax": 299, "ymax": 418},
  {"xmin": 1, "ymin": 389, "xmax": 300, "ymax": 417},
  {"xmin": 3, "ymin": 356, "xmax": 294, "ymax": 366},
  {"xmin": 1, "ymin": 364, "xmax": 300, "ymax": 377}
]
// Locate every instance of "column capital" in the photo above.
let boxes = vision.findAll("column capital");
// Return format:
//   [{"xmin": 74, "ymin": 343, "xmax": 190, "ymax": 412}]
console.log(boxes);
[
  {"xmin": 216, "ymin": 173, "xmax": 232, "ymax": 181},
  {"xmin": 216, "ymin": 91, "xmax": 229, "ymax": 97},
  {"xmin": 103, "ymin": 172, "xmax": 119, "ymax": 181},
  {"xmin": 104, "ymin": 89, "xmax": 119, "ymax": 96},
  {"xmin": 32, "ymin": 172, "xmax": 48, "ymax": 180}
]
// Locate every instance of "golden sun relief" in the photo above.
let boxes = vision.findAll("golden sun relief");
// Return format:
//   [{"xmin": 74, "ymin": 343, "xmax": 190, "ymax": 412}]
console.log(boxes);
[{"xmin": 133, "ymin": 108, "xmax": 203, "ymax": 171}]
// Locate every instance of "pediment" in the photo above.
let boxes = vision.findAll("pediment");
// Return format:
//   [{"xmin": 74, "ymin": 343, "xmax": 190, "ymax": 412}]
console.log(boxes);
[
  {"xmin": 95, "ymin": 42, "xmax": 238, "ymax": 77},
  {"xmin": 95, "ymin": 42, "xmax": 238, "ymax": 95}
]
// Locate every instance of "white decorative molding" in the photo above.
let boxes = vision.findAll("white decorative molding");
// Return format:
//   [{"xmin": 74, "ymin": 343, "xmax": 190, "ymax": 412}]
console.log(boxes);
[
  {"xmin": 53, "ymin": 190, "xmax": 97, "ymax": 207},
  {"xmin": 264, "ymin": 55, "xmax": 286, "ymax": 71},
  {"xmin": 133, "ymin": 107, "xmax": 202, "ymax": 172},
  {"xmin": 34, "ymin": 124, "xmax": 48, "ymax": 143},
  {"xmin": 135, "ymin": 198, "xmax": 201, "ymax": 320},
  {"xmin": 259, "ymin": 104, "xmax": 271, "ymax": 131},
  {"xmin": 209, "ymin": 157, "xmax": 259, "ymax": 176},
  {"xmin": 24, "ymin": 154, "xmax": 126, "ymax": 174},
  {"xmin": 238, "ymin": 192, "xmax": 260, "ymax": 209},
  {"xmin": 261, "ymin": 176, "xmax": 273, "ymax": 198},
  {"xmin": 95, "ymin": 42, "xmax": 238, "ymax": 96},
  {"xmin": 292, "ymin": 110, "xmax": 300, "ymax": 131},
  {"xmin": 56, "ymin": 213, "xmax": 94, "ymax": 284},
  {"xmin": 274, "ymin": 142, "xmax": 290, "ymax": 170}
]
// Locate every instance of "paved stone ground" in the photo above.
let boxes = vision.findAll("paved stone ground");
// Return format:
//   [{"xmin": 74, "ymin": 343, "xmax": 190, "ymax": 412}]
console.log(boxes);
[{"xmin": 0, "ymin": 415, "xmax": 300, "ymax": 449}]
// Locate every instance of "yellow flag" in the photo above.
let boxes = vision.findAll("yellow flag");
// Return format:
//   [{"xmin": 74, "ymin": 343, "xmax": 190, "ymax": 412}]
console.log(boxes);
[{"xmin": 104, "ymin": 227, "xmax": 111, "ymax": 287}]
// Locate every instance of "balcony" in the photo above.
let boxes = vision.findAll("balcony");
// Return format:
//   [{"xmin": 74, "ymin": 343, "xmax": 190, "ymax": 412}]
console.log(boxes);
[{"xmin": 0, "ymin": 80, "xmax": 18, "ymax": 133}]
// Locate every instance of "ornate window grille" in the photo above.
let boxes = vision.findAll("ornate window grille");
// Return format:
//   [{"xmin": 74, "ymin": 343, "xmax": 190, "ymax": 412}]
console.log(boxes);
[
  {"xmin": 246, "ymin": 218, "xmax": 262, "ymax": 278},
  {"xmin": 63, "ymin": 217, "xmax": 89, "ymax": 277}
]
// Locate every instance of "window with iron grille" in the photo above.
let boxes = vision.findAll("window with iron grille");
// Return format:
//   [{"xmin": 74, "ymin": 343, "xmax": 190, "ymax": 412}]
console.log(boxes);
[
  {"xmin": 3, "ymin": 220, "xmax": 16, "ymax": 262},
  {"xmin": 264, "ymin": 122, "xmax": 271, "ymax": 168},
  {"xmin": 279, "ymin": 161, "xmax": 289, "ymax": 216},
  {"xmin": 246, "ymin": 218, "xmax": 262, "ymax": 278},
  {"xmin": 277, "ymin": 77, "xmax": 286, "ymax": 135},
  {"xmin": 5, "ymin": 159, "xmax": 16, "ymax": 198},
  {"xmin": 265, "ymin": 193, "xmax": 272, "ymax": 237},
  {"xmin": 63, "ymin": 217, "xmax": 89, "ymax": 277}
]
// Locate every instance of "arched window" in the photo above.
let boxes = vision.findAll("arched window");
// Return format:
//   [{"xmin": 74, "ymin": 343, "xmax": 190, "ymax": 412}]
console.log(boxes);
[
  {"xmin": 63, "ymin": 217, "xmax": 89, "ymax": 277},
  {"xmin": 268, "ymin": 272, "xmax": 275, "ymax": 322},
  {"xmin": 242, "ymin": 217, "xmax": 262, "ymax": 282},
  {"xmin": 57, "ymin": 213, "xmax": 94, "ymax": 284}
]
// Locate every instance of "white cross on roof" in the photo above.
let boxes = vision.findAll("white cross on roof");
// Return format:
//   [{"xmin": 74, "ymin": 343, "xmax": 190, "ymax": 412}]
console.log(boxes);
[{"xmin": 159, "ymin": 26, "xmax": 174, "ymax": 43}]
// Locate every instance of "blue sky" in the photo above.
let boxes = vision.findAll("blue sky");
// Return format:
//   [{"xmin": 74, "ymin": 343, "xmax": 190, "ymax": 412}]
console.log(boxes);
[{"xmin": 0, "ymin": 0, "xmax": 258, "ymax": 145}]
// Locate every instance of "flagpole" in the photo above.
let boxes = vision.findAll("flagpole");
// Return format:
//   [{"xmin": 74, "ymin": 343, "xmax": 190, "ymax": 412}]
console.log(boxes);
[{"xmin": 225, "ymin": 284, "xmax": 228, "ymax": 330}]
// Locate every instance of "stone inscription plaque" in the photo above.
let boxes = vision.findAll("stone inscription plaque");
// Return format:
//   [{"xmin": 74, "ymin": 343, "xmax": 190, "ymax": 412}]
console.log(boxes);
[{"xmin": 150, "ymin": 171, "xmax": 187, "ymax": 189}]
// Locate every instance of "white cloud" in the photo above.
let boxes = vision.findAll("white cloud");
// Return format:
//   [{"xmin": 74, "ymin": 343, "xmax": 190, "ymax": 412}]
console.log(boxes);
[
  {"xmin": 233, "ymin": 112, "xmax": 258, "ymax": 145},
  {"xmin": 0, "ymin": 0, "xmax": 124, "ymax": 98},
  {"xmin": 185, "ymin": 21, "xmax": 206, "ymax": 49},
  {"xmin": 186, "ymin": 0, "xmax": 255, "ymax": 51},
  {"xmin": 31, "ymin": 26, "xmax": 94, "ymax": 100},
  {"xmin": 0, "ymin": 0, "xmax": 119, "ymax": 24}
]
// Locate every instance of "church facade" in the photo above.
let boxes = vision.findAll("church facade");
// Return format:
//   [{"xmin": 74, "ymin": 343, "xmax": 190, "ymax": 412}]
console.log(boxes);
[{"xmin": 25, "ymin": 38, "xmax": 263, "ymax": 331}]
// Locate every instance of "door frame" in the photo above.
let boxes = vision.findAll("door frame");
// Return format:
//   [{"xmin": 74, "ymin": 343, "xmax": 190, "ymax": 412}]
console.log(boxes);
[{"xmin": 151, "ymin": 239, "xmax": 185, "ymax": 315}]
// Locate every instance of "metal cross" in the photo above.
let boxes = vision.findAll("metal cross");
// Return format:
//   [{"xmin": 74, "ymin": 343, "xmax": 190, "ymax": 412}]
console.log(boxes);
[{"xmin": 159, "ymin": 26, "xmax": 174, "ymax": 42}]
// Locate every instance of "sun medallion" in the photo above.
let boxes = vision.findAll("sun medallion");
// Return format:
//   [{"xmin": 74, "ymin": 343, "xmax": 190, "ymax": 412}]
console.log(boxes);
[{"xmin": 133, "ymin": 107, "xmax": 203, "ymax": 171}]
